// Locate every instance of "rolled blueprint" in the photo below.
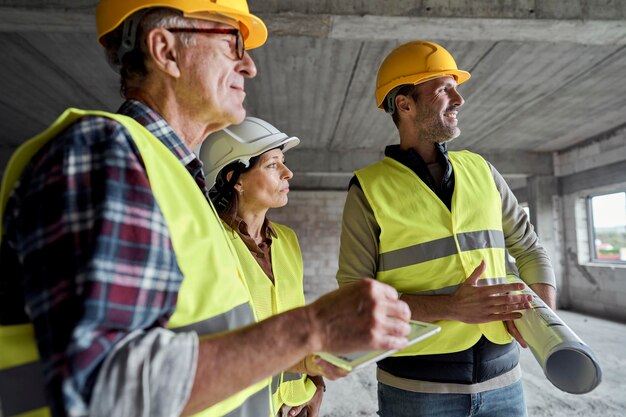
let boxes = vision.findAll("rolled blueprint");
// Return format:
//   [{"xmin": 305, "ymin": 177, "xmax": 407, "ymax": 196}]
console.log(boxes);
[{"xmin": 509, "ymin": 277, "xmax": 602, "ymax": 394}]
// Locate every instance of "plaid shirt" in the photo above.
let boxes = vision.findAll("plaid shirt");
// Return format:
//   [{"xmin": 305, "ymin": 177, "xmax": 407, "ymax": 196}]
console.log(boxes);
[{"xmin": 1, "ymin": 100, "xmax": 205, "ymax": 416}]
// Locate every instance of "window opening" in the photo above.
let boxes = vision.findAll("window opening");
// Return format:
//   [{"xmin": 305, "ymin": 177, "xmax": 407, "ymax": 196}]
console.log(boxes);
[{"xmin": 588, "ymin": 192, "xmax": 626, "ymax": 263}]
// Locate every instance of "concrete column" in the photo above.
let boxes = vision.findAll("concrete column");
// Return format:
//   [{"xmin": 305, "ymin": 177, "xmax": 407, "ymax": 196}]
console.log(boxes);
[{"xmin": 527, "ymin": 175, "xmax": 563, "ymax": 296}]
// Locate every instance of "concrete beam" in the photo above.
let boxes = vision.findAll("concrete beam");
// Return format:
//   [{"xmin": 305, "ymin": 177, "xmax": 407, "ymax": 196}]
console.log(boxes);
[
  {"xmin": 328, "ymin": 16, "xmax": 626, "ymax": 45},
  {"xmin": 287, "ymin": 149, "xmax": 383, "ymax": 176},
  {"xmin": 470, "ymin": 150, "xmax": 553, "ymax": 177},
  {"xmin": 559, "ymin": 160, "xmax": 626, "ymax": 195},
  {"xmin": 5, "ymin": 0, "xmax": 625, "ymax": 21},
  {"xmin": 287, "ymin": 149, "xmax": 552, "ymax": 177},
  {"xmin": 1, "ymin": 6, "xmax": 626, "ymax": 46},
  {"xmin": 0, "ymin": 7, "xmax": 95, "ymax": 32},
  {"xmin": 251, "ymin": 0, "xmax": 626, "ymax": 21},
  {"xmin": 555, "ymin": 123, "xmax": 626, "ymax": 177}
]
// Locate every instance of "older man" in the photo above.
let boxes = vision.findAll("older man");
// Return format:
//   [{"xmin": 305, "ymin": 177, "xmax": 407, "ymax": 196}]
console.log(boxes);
[
  {"xmin": 0, "ymin": 2, "xmax": 411, "ymax": 417},
  {"xmin": 337, "ymin": 41, "xmax": 557, "ymax": 416}
]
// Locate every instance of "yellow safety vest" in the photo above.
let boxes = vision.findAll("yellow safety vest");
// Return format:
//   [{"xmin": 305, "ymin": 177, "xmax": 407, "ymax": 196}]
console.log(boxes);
[
  {"xmin": 0, "ymin": 109, "xmax": 272, "ymax": 417},
  {"xmin": 355, "ymin": 151, "xmax": 512, "ymax": 356},
  {"xmin": 225, "ymin": 223, "xmax": 317, "ymax": 411}
]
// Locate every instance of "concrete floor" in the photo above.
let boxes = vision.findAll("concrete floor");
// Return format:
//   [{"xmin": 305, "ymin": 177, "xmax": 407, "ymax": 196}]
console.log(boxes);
[{"xmin": 318, "ymin": 310, "xmax": 626, "ymax": 416}]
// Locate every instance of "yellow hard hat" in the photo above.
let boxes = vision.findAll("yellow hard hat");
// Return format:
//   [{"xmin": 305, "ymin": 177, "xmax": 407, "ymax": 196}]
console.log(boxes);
[
  {"xmin": 96, "ymin": 0, "xmax": 267, "ymax": 50},
  {"xmin": 375, "ymin": 41, "xmax": 471, "ymax": 110}
]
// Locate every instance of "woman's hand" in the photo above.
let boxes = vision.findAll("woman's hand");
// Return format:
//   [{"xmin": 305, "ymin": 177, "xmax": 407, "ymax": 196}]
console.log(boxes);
[
  {"xmin": 283, "ymin": 376, "xmax": 325, "ymax": 417},
  {"xmin": 282, "ymin": 404, "xmax": 307, "ymax": 417},
  {"xmin": 305, "ymin": 354, "xmax": 349, "ymax": 380}
]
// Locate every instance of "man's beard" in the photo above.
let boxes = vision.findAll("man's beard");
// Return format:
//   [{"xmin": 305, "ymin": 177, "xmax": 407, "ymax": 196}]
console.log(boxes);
[
  {"xmin": 425, "ymin": 125, "xmax": 459, "ymax": 144},
  {"xmin": 415, "ymin": 105, "xmax": 461, "ymax": 143},
  {"xmin": 416, "ymin": 112, "xmax": 460, "ymax": 144}
]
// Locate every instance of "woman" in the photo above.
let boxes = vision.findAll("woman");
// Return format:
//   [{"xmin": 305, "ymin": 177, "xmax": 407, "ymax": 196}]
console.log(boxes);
[{"xmin": 201, "ymin": 117, "xmax": 337, "ymax": 417}]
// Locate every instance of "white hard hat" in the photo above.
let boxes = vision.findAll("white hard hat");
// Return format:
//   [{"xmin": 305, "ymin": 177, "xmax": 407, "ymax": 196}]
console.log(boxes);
[{"xmin": 200, "ymin": 117, "xmax": 300, "ymax": 187}]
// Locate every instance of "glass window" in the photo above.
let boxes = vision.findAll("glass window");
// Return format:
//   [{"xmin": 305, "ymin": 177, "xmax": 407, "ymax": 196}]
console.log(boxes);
[{"xmin": 589, "ymin": 192, "xmax": 626, "ymax": 263}]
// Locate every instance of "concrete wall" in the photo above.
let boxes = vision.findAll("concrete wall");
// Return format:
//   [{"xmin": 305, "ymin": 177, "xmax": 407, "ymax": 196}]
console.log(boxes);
[
  {"xmin": 559, "ymin": 189, "xmax": 626, "ymax": 321},
  {"xmin": 269, "ymin": 190, "xmax": 346, "ymax": 299},
  {"xmin": 554, "ymin": 127, "xmax": 626, "ymax": 322}
]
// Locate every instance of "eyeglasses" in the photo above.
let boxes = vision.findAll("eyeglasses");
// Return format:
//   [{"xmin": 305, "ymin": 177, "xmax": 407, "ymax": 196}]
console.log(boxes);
[{"xmin": 167, "ymin": 28, "xmax": 245, "ymax": 60}]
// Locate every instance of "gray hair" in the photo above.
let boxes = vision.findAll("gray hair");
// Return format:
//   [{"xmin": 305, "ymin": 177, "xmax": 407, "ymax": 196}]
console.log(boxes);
[{"xmin": 101, "ymin": 8, "xmax": 198, "ymax": 97}]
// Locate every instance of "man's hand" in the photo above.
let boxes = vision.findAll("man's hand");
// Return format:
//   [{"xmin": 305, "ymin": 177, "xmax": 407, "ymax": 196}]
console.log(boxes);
[
  {"xmin": 183, "ymin": 280, "xmax": 408, "ymax": 415},
  {"xmin": 504, "ymin": 320, "xmax": 527, "ymax": 348},
  {"xmin": 449, "ymin": 261, "xmax": 533, "ymax": 324},
  {"xmin": 505, "ymin": 282, "xmax": 557, "ymax": 348},
  {"xmin": 305, "ymin": 279, "xmax": 411, "ymax": 354}
]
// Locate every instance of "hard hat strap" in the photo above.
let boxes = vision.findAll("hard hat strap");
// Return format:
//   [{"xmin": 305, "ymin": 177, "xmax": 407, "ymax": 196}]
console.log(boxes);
[
  {"xmin": 385, "ymin": 85, "xmax": 404, "ymax": 115},
  {"xmin": 117, "ymin": 9, "xmax": 151, "ymax": 67},
  {"xmin": 208, "ymin": 186, "xmax": 232, "ymax": 212}
]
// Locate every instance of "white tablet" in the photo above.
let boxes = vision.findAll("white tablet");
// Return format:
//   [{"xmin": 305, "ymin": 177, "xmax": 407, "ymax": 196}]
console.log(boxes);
[{"xmin": 316, "ymin": 320, "xmax": 441, "ymax": 371}]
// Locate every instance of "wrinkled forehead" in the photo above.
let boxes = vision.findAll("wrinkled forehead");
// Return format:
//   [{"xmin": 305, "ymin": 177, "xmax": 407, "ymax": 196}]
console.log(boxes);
[
  {"xmin": 417, "ymin": 75, "xmax": 459, "ymax": 90},
  {"xmin": 421, "ymin": 75, "xmax": 458, "ymax": 88},
  {"xmin": 183, "ymin": 11, "xmax": 240, "ymax": 30}
]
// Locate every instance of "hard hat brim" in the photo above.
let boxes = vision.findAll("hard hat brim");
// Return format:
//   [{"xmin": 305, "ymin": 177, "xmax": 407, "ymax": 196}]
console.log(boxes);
[
  {"xmin": 96, "ymin": 1, "xmax": 268, "ymax": 49},
  {"xmin": 203, "ymin": 135, "xmax": 300, "ymax": 187},
  {"xmin": 376, "ymin": 69, "xmax": 471, "ymax": 109},
  {"xmin": 185, "ymin": 7, "xmax": 267, "ymax": 50},
  {"xmin": 231, "ymin": 12, "xmax": 267, "ymax": 50}
]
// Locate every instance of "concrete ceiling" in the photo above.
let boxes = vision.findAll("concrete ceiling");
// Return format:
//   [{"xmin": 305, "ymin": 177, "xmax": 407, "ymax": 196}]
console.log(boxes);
[{"xmin": 1, "ymin": 0, "xmax": 625, "ymax": 190}]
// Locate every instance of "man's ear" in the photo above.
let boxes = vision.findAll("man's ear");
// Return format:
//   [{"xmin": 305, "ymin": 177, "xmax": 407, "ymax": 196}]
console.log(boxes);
[
  {"xmin": 145, "ymin": 28, "xmax": 181, "ymax": 78},
  {"xmin": 395, "ymin": 94, "xmax": 412, "ymax": 115}
]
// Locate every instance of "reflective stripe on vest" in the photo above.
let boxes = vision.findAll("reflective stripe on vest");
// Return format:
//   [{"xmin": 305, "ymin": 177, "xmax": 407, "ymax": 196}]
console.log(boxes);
[
  {"xmin": 0, "ymin": 362, "xmax": 47, "ymax": 416},
  {"xmin": 270, "ymin": 372, "xmax": 302, "ymax": 393},
  {"xmin": 378, "ymin": 230, "xmax": 505, "ymax": 272},
  {"xmin": 227, "ymin": 223, "xmax": 316, "ymax": 409},
  {"xmin": 0, "ymin": 109, "xmax": 270, "ymax": 417},
  {"xmin": 356, "ymin": 151, "xmax": 512, "ymax": 356},
  {"xmin": 221, "ymin": 386, "xmax": 272, "ymax": 417},
  {"xmin": 269, "ymin": 372, "xmax": 316, "ymax": 409},
  {"xmin": 170, "ymin": 303, "xmax": 255, "ymax": 335},
  {"xmin": 0, "ymin": 323, "xmax": 50, "ymax": 417}
]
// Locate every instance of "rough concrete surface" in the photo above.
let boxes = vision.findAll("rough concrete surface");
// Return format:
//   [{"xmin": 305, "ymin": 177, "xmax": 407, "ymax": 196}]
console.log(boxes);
[{"xmin": 318, "ymin": 310, "xmax": 626, "ymax": 416}]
